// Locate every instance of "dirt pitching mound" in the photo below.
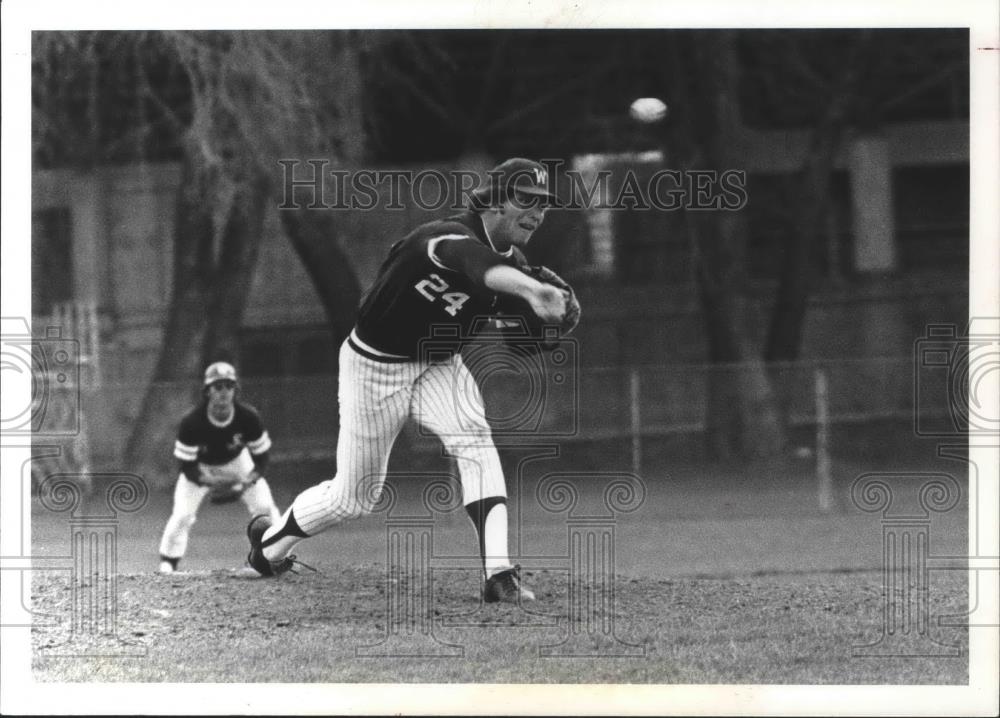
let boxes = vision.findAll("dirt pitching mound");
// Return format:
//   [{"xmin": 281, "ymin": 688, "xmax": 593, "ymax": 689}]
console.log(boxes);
[{"xmin": 32, "ymin": 565, "xmax": 966, "ymax": 684}]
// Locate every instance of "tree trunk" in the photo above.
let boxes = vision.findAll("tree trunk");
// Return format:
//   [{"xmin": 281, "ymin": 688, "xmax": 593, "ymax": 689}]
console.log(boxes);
[
  {"xmin": 762, "ymin": 134, "xmax": 841, "ymax": 424},
  {"xmin": 765, "ymin": 108, "xmax": 853, "ymax": 365},
  {"xmin": 762, "ymin": 34, "xmax": 872, "ymax": 426},
  {"xmin": 279, "ymin": 148, "xmax": 489, "ymax": 351},
  {"xmin": 765, "ymin": 32, "xmax": 873, "ymax": 364},
  {"xmin": 694, "ymin": 213, "xmax": 785, "ymax": 460},
  {"xmin": 764, "ymin": 164, "xmax": 832, "ymax": 365},
  {"xmin": 688, "ymin": 31, "xmax": 786, "ymax": 460},
  {"xmin": 279, "ymin": 208, "xmax": 363, "ymax": 364},
  {"xmin": 124, "ymin": 156, "xmax": 269, "ymax": 481},
  {"xmin": 204, "ymin": 175, "xmax": 271, "ymax": 358}
]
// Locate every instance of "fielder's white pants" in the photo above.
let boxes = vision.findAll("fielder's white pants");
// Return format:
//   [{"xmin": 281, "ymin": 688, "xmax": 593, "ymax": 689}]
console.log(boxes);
[
  {"xmin": 290, "ymin": 339, "xmax": 507, "ymax": 535},
  {"xmin": 158, "ymin": 448, "xmax": 281, "ymax": 560}
]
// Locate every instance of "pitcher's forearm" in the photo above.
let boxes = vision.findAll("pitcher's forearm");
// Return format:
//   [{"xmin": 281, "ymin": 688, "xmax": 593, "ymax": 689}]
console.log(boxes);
[{"xmin": 484, "ymin": 264, "xmax": 545, "ymax": 300}]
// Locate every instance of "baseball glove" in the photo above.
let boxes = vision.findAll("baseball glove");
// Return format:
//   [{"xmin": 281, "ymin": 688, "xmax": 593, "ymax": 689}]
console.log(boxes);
[
  {"xmin": 207, "ymin": 473, "xmax": 259, "ymax": 505},
  {"xmin": 208, "ymin": 481, "xmax": 249, "ymax": 505},
  {"xmin": 522, "ymin": 265, "xmax": 581, "ymax": 336}
]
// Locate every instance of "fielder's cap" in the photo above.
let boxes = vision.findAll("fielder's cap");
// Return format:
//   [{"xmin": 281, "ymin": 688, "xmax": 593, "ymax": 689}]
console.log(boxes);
[
  {"xmin": 204, "ymin": 361, "xmax": 238, "ymax": 386},
  {"xmin": 472, "ymin": 158, "xmax": 563, "ymax": 208}
]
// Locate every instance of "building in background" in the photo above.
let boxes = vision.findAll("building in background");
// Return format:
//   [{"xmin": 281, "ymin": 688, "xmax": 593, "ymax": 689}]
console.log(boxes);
[
  {"xmin": 29, "ymin": 29, "xmax": 971, "ymax": 463},
  {"xmin": 32, "ymin": 118, "xmax": 969, "ymax": 376}
]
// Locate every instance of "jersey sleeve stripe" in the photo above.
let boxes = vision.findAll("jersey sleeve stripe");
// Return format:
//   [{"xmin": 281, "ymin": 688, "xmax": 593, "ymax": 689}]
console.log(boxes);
[
  {"xmin": 174, "ymin": 441, "xmax": 198, "ymax": 461},
  {"xmin": 247, "ymin": 432, "xmax": 272, "ymax": 454},
  {"xmin": 427, "ymin": 234, "xmax": 471, "ymax": 271}
]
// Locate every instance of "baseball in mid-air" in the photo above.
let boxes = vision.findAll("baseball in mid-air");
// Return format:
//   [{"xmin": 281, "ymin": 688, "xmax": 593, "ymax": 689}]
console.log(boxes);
[{"xmin": 629, "ymin": 96, "xmax": 669, "ymax": 123}]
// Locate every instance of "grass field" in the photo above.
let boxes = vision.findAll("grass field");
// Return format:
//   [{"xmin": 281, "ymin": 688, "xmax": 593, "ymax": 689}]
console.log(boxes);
[
  {"xmin": 32, "ymin": 566, "xmax": 967, "ymax": 684},
  {"xmin": 29, "ymin": 451, "xmax": 970, "ymax": 685}
]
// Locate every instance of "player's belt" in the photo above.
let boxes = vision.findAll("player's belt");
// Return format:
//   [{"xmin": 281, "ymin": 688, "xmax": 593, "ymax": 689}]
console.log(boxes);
[{"xmin": 348, "ymin": 329, "xmax": 412, "ymax": 364}]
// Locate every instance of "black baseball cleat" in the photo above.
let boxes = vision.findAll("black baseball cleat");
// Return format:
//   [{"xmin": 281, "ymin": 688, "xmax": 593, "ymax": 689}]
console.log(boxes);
[
  {"xmin": 483, "ymin": 565, "xmax": 536, "ymax": 604},
  {"xmin": 246, "ymin": 514, "xmax": 297, "ymax": 577}
]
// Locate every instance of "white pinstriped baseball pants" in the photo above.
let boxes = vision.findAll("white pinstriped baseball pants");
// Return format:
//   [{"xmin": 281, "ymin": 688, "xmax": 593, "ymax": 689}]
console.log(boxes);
[
  {"xmin": 159, "ymin": 450, "xmax": 281, "ymax": 559},
  {"xmin": 290, "ymin": 339, "xmax": 507, "ymax": 536}
]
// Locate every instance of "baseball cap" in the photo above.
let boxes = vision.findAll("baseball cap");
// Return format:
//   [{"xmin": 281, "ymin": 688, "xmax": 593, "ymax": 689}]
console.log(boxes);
[
  {"xmin": 471, "ymin": 158, "xmax": 563, "ymax": 208},
  {"xmin": 204, "ymin": 361, "xmax": 238, "ymax": 386}
]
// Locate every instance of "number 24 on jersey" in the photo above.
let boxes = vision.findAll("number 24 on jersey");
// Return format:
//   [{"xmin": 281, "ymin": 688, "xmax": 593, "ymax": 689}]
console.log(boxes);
[{"xmin": 415, "ymin": 274, "xmax": 470, "ymax": 316}]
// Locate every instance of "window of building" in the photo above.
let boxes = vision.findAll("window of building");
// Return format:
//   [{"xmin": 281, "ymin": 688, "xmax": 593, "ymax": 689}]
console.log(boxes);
[{"xmin": 893, "ymin": 164, "xmax": 968, "ymax": 272}]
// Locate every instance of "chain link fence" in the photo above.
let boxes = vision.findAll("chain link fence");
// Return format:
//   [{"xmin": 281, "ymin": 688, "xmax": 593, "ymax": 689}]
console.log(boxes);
[{"xmin": 42, "ymin": 355, "xmax": 941, "ymax": 471}]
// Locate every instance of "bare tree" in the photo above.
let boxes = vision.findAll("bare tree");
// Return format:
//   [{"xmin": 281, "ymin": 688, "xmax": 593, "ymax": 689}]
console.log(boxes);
[
  {"xmin": 761, "ymin": 32, "xmax": 875, "ymax": 364},
  {"xmin": 273, "ymin": 32, "xmax": 370, "ymax": 363},
  {"xmin": 657, "ymin": 31, "xmax": 786, "ymax": 459},
  {"xmin": 34, "ymin": 31, "xmax": 369, "ymax": 479},
  {"xmin": 129, "ymin": 31, "xmax": 376, "ymax": 477},
  {"xmin": 34, "ymin": 29, "xmax": 964, "ymax": 470},
  {"xmin": 657, "ymin": 29, "xmax": 959, "ymax": 459},
  {"xmin": 363, "ymin": 31, "xmax": 617, "ymax": 173}
]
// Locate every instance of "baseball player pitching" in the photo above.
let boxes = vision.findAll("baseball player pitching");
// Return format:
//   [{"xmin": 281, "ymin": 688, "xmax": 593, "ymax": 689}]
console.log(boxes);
[
  {"xmin": 157, "ymin": 361, "xmax": 282, "ymax": 573},
  {"xmin": 247, "ymin": 158, "xmax": 580, "ymax": 603}
]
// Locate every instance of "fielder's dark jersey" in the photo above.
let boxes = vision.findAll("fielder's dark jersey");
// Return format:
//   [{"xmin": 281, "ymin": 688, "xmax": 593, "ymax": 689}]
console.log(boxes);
[
  {"xmin": 353, "ymin": 210, "xmax": 528, "ymax": 359},
  {"xmin": 173, "ymin": 401, "xmax": 272, "ymax": 466}
]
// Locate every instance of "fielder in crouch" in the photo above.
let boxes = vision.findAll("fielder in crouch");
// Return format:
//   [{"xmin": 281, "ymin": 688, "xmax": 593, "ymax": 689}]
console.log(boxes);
[
  {"xmin": 158, "ymin": 362, "xmax": 281, "ymax": 573},
  {"xmin": 248, "ymin": 158, "xmax": 575, "ymax": 602}
]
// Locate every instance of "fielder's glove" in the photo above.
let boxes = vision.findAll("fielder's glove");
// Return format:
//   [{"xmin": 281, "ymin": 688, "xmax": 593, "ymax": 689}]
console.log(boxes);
[
  {"xmin": 208, "ymin": 482, "xmax": 248, "ymax": 505},
  {"xmin": 207, "ymin": 472, "xmax": 259, "ymax": 505},
  {"xmin": 522, "ymin": 265, "xmax": 581, "ymax": 336}
]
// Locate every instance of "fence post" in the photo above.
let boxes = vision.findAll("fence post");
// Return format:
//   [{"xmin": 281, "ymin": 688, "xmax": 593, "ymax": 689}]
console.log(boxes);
[
  {"xmin": 815, "ymin": 367, "xmax": 834, "ymax": 513},
  {"xmin": 629, "ymin": 368, "xmax": 642, "ymax": 477}
]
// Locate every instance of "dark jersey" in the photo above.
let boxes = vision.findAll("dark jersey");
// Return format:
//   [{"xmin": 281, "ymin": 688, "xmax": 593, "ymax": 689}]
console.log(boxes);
[
  {"xmin": 354, "ymin": 210, "xmax": 527, "ymax": 359},
  {"xmin": 173, "ymin": 400, "xmax": 272, "ymax": 466}
]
